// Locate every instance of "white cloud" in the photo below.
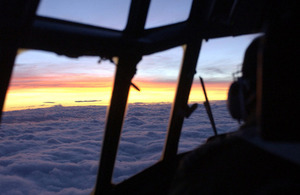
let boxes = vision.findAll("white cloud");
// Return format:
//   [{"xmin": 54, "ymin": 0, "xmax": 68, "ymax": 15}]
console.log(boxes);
[{"xmin": 0, "ymin": 102, "xmax": 238, "ymax": 193}]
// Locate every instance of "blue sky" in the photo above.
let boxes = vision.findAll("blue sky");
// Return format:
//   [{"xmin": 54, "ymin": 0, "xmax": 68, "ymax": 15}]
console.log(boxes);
[
  {"xmin": 15, "ymin": 36, "xmax": 259, "ymax": 84},
  {"xmin": 35, "ymin": 0, "xmax": 260, "ymax": 82},
  {"xmin": 37, "ymin": 0, "xmax": 193, "ymax": 30}
]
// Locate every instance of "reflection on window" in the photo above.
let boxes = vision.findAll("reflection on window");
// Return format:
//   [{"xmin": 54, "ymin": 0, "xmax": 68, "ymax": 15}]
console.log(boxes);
[
  {"xmin": 145, "ymin": 0, "xmax": 193, "ymax": 29},
  {"xmin": 37, "ymin": 0, "xmax": 131, "ymax": 30}
]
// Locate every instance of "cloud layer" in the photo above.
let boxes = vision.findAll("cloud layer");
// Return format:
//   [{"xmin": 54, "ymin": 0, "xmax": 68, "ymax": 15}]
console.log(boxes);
[{"xmin": 0, "ymin": 101, "xmax": 238, "ymax": 194}]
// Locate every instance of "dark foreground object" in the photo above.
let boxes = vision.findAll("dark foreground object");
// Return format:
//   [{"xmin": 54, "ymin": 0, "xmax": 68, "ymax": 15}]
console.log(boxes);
[{"xmin": 169, "ymin": 134, "xmax": 300, "ymax": 194}]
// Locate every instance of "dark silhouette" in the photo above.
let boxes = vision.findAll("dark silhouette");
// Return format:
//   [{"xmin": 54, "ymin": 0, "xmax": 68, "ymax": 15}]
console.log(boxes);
[
  {"xmin": 227, "ymin": 37, "xmax": 261, "ymax": 126},
  {"xmin": 169, "ymin": 36, "xmax": 300, "ymax": 194}
]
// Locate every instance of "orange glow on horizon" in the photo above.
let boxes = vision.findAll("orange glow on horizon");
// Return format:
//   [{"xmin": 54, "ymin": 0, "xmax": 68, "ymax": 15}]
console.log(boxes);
[
  {"xmin": 3, "ymin": 79, "xmax": 230, "ymax": 112},
  {"xmin": 128, "ymin": 81, "xmax": 230, "ymax": 104},
  {"xmin": 4, "ymin": 87, "xmax": 113, "ymax": 111},
  {"xmin": 189, "ymin": 82, "xmax": 230, "ymax": 102}
]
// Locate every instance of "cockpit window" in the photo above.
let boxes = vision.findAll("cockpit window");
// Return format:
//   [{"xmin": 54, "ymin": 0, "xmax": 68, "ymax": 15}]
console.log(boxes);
[
  {"xmin": 145, "ymin": 0, "xmax": 193, "ymax": 29},
  {"xmin": 37, "ymin": 0, "xmax": 131, "ymax": 30},
  {"xmin": 37, "ymin": 0, "xmax": 193, "ymax": 30}
]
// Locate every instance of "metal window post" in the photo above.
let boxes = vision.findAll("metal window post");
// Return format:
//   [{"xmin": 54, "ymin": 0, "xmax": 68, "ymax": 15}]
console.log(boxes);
[
  {"xmin": 94, "ymin": 56, "xmax": 141, "ymax": 194},
  {"xmin": 0, "ymin": 0, "xmax": 39, "ymax": 120},
  {"xmin": 163, "ymin": 38, "xmax": 202, "ymax": 161}
]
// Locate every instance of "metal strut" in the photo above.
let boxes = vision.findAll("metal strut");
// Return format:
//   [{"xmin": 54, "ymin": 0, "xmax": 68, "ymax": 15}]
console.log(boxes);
[
  {"xmin": 95, "ymin": 0, "xmax": 150, "ymax": 194},
  {"xmin": 94, "ymin": 56, "xmax": 141, "ymax": 194},
  {"xmin": 0, "ymin": 0, "xmax": 40, "ymax": 121},
  {"xmin": 162, "ymin": 38, "xmax": 202, "ymax": 161}
]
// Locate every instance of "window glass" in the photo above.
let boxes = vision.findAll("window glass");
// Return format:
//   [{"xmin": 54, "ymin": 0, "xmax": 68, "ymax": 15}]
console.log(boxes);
[
  {"xmin": 37, "ymin": 0, "xmax": 131, "ymax": 30},
  {"xmin": 145, "ymin": 0, "xmax": 193, "ymax": 29},
  {"xmin": 6, "ymin": 50, "xmax": 114, "ymax": 111}
]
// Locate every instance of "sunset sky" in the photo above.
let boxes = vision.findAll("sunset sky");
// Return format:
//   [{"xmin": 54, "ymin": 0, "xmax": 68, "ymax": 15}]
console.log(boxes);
[{"xmin": 4, "ymin": 0, "xmax": 260, "ymax": 111}]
